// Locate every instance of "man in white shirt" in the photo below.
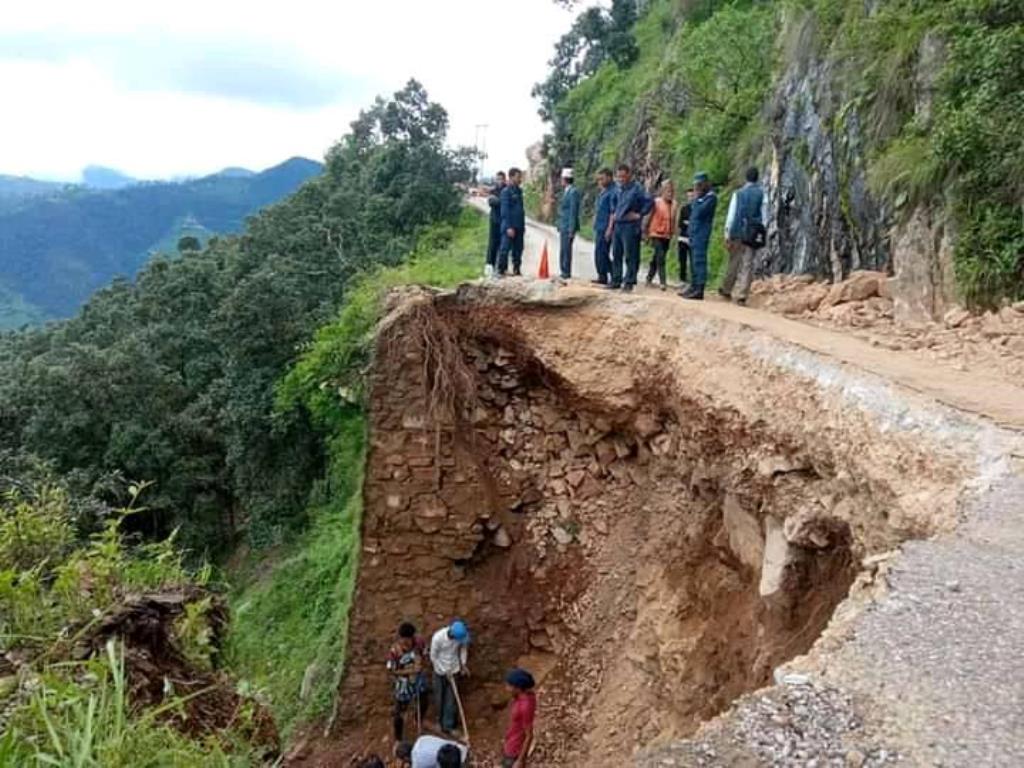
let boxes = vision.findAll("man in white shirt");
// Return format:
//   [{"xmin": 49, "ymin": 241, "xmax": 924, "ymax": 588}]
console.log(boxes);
[
  {"xmin": 430, "ymin": 620, "xmax": 470, "ymax": 735},
  {"xmin": 396, "ymin": 735, "xmax": 469, "ymax": 768}
]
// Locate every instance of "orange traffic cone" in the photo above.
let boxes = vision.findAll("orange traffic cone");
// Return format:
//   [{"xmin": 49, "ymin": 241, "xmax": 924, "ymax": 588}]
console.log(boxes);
[{"xmin": 538, "ymin": 241, "xmax": 550, "ymax": 279}]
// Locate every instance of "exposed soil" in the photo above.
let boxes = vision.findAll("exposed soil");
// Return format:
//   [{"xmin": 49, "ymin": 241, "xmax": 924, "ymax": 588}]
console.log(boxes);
[
  {"xmin": 748, "ymin": 271, "xmax": 1024, "ymax": 389},
  {"xmin": 292, "ymin": 284, "xmax": 969, "ymax": 767}
]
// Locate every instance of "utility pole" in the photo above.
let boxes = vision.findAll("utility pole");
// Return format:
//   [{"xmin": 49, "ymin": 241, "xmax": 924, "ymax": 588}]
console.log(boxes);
[{"xmin": 474, "ymin": 123, "xmax": 489, "ymax": 183}]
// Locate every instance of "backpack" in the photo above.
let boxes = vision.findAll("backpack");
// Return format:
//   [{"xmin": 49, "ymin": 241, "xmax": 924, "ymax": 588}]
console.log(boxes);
[
  {"xmin": 741, "ymin": 218, "xmax": 767, "ymax": 249},
  {"xmin": 391, "ymin": 648, "xmax": 427, "ymax": 704}
]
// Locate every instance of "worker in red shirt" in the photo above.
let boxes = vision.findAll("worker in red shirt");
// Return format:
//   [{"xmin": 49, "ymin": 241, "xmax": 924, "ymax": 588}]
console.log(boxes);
[{"xmin": 501, "ymin": 668, "xmax": 537, "ymax": 767}]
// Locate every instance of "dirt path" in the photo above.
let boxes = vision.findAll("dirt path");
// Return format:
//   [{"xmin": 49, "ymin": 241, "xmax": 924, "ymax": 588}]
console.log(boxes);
[{"xmin": 469, "ymin": 197, "xmax": 1024, "ymax": 431}]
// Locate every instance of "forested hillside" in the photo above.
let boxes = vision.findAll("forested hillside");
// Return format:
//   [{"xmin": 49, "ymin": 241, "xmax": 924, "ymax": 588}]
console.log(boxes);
[
  {"xmin": 0, "ymin": 79, "xmax": 481, "ymax": 762},
  {"xmin": 0, "ymin": 157, "xmax": 322, "ymax": 326},
  {"xmin": 532, "ymin": 0, "xmax": 1024, "ymax": 314}
]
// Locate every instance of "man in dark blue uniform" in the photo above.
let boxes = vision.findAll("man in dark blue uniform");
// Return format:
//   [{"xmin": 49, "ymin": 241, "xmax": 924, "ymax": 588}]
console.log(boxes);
[
  {"xmin": 592, "ymin": 168, "xmax": 616, "ymax": 285},
  {"xmin": 486, "ymin": 171, "xmax": 507, "ymax": 270},
  {"xmin": 608, "ymin": 163, "xmax": 653, "ymax": 292},
  {"xmin": 681, "ymin": 172, "xmax": 717, "ymax": 300},
  {"xmin": 557, "ymin": 167, "xmax": 581, "ymax": 280},
  {"xmin": 498, "ymin": 168, "xmax": 525, "ymax": 276}
]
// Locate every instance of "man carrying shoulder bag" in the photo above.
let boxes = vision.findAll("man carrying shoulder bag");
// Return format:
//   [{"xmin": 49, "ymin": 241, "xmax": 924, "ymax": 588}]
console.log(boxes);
[{"xmin": 720, "ymin": 167, "xmax": 766, "ymax": 306}]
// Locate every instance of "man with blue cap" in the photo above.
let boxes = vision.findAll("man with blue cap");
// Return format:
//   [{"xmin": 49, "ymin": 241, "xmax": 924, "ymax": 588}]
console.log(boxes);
[
  {"xmin": 430, "ymin": 619, "xmax": 470, "ymax": 736},
  {"xmin": 680, "ymin": 172, "xmax": 717, "ymax": 300},
  {"xmin": 607, "ymin": 163, "xmax": 654, "ymax": 292}
]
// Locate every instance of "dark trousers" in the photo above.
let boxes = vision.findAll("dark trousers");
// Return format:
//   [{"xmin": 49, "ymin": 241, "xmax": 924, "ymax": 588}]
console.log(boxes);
[
  {"xmin": 498, "ymin": 230, "xmax": 524, "ymax": 274},
  {"xmin": 392, "ymin": 690, "xmax": 428, "ymax": 741},
  {"xmin": 486, "ymin": 221, "xmax": 502, "ymax": 267},
  {"xmin": 646, "ymin": 237, "xmax": 670, "ymax": 286},
  {"xmin": 559, "ymin": 231, "xmax": 574, "ymax": 278},
  {"xmin": 678, "ymin": 240, "xmax": 690, "ymax": 283},
  {"xmin": 612, "ymin": 225, "xmax": 641, "ymax": 287},
  {"xmin": 691, "ymin": 242, "xmax": 709, "ymax": 289},
  {"xmin": 594, "ymin": 231, "xmax": 611, "ymax": 283},
  {"xmin": 433, "ymin": 674, "xmax": 459, "ymax": 732}
]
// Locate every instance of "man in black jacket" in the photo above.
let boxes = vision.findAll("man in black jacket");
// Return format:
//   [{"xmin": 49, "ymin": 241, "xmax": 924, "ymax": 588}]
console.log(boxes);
[{"xmin": 486, "ymin": 171, "xmax": 507, "ymax": 270}]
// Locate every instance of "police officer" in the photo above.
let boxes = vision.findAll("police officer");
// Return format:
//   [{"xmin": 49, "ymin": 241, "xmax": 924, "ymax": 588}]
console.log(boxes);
[
  {"xmin": 680, "ymin": 172, "xmax": 717, "ymax": 300},
  {"xmin": 498, "ymin": 168, "xmax": 526, "ymax": 277},
  {"xmin": 557, "ymin": 167, "xmax": 581, "ymax": 281},
  {"xmin": 608, "ymin": 163, "xmax": 653, "ymax": 292},
  {"xmin": 592, "ymin": 168, "xmax": 616, "ymax": 285},
  {"xmin": 486, "ymin": 171, "xmax": 507, "ymax": 271}
]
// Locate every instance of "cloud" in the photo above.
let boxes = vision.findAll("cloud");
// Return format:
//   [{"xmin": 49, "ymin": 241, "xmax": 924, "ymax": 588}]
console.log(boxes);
[
  {"xmin": 0, "ymin": 30, "xmax": 368, "ymax": 109},
  {"xmin": 0, "ymin": 0, "xmax": 579, "ymax": 179}
]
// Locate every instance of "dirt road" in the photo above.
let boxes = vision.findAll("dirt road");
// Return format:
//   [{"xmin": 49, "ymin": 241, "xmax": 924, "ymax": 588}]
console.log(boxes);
[{"xmin": 469, "ymin": 196, "xmax": 1024, "ymax": 431}]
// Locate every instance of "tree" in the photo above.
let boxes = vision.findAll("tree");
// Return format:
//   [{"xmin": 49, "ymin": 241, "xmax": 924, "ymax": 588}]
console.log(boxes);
[
  {"xmin": 177, "ymin": 235, "xmax": 202, "ymax": 253},
  {"xmin": 533, "ymin": 0, "xmax": 640, "ymax": 122},
  {"xmin": 0, "ymin": 80, "xmax": 475, "ymax": 554}
]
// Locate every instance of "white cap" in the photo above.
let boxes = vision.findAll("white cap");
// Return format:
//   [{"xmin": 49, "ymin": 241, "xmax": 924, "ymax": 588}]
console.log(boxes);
[{"xmin": 561, "ymin": 167, "xmax": 574, "ymax": 180}]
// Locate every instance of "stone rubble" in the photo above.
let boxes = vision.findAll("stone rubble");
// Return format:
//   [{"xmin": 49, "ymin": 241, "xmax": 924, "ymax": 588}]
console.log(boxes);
[{"xmin": 749, "ymin": 271, "xmax": 1024, "ymax": 385}]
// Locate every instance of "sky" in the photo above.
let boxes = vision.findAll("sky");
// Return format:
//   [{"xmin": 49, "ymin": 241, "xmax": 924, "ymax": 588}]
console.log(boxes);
[{"xmin": 0, "ymin": 0, "xmax": 579, "ymax": 182}]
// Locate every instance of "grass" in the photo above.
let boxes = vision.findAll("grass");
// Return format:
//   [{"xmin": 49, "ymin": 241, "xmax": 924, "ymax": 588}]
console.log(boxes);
[
  {"xmin": 3, "ymin": 641, "xmax": 245, "ymax": 768},
  {"xmin": 225, "ymin": 207, "xmax": 488, "ymax": 738}
]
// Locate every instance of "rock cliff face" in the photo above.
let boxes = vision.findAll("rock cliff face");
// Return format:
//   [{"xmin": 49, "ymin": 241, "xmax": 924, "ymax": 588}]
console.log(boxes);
[
  {"xmin": 761, "ymin": 14, "xmax": 957, "ymax": 322},
  {"xmin": 763, "ymin": 15, "xmax": 888, "ymax": 281},
  {"xmin": 761, "ymin": 15, "xmax": 958, "ymax": 322}
]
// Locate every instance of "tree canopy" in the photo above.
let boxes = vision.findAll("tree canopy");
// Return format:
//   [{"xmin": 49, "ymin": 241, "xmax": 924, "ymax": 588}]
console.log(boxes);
[{"xmin": 0, "ymin": 79, "xmax": 473, "ymax": 555}]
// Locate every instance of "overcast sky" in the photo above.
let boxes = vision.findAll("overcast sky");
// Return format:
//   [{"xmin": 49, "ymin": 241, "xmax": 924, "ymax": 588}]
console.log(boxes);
[{"xmin": 0, "ymin": 0, "xmax": 579, "ymax": 181}]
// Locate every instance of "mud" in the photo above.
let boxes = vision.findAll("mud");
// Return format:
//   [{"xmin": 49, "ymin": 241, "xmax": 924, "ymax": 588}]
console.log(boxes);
[{"xmin": 306, "ymin": 282, "xmax": 984, "ymax": 768}]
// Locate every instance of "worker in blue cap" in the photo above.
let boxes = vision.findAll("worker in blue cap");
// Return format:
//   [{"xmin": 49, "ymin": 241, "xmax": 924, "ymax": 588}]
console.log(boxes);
[
  {"xmin": 430, "ymin": 619, "xmax": 470, "ymax": 736},
  {"xmin": 681, "ymin": 172, "xmax": 717, "ymax": 300}
]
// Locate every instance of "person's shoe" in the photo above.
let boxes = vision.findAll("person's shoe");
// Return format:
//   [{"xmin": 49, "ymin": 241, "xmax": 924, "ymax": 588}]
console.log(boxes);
[
  {"xmin": 590, "ymin": 278, "xmax": 608, "ymax": 286},
  {"xmin": 660, "ymin": 284, "xmax": 667, "ymax": 292},
  {"xmin": 622, "ymin": 284, "xmax": 634, "ymax": 292},
  {"xmin": 681, "ymin": 286, "xmax": 704, "ymax": 300},
  {"xmin": 645, "ymin": 278, "xmax": 653, "ymax": 287},
  {"xmin": 605, "ymin": 283, "xmax": 621, "ymax": 290},
  {"xmin": 513, "ymin": 269, "xmax": 522, "ymax": 277},
  {"xmin": 718, "ymin": 288, "xmax": 731, "ymax": 299}
]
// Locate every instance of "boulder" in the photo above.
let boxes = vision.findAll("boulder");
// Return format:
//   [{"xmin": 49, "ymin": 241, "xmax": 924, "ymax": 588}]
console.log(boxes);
[
  {"xmin": 820, "ymin": 270, "xmax": 885, "ymax": 307},
  {"xmin": 943, "ymin": 306, "xmax": 971, "ymax": 329},
  {"xmin": 784, "ymin": 509, "xmax": 849, "ymax": 550},
  {"xmin": 722, "ymin": 494, "xmax": 764, "ymax": 571},
  {"xmin": 759, "ymin": 517, "xmax": 794, "ymax": 598}
]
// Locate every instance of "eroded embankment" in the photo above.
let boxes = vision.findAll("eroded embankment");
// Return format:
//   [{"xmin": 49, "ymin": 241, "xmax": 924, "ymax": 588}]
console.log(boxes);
[{"xmin": 330, "ymin": 283, "xmax": 980, "ymax": 767}]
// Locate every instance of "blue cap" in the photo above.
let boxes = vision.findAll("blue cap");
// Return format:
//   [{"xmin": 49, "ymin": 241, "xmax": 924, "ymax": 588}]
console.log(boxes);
[
  {"xmin": 505, "ymin": 667, "xmax": 535, "ymax": 690},
  {"xmin": 693, "ymin": 172, "xmax": 709, "ymax": 183},
  {"xmin": 449, "ymin": 620, "xmax": 470, "ymax": 643}
]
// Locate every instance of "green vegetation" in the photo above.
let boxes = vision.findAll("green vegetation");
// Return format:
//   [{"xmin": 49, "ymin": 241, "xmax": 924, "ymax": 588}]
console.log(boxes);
[
  {"xmin": 537, "ymin": 0, "xmax": 1023, "ymax": 303},
  {"xmin": 810, "ymin": 0, "xmax": 1024, "ymax": 304},
  {"xmin": 1, "ymin": 79, "xmax": 482, "ymax": 758},
  {"xmin": 0, "ymin": 464, "xmax": 251, "ymax": 765},
  {"xmin": 0, "ymin": 80, "xmax": 473, "ymax": 558},
  {"xmin": 4, "ymin": 642, "xmax": 245, "ymax": 768},
  {"xmin": 227, "ymin": 208, "xmax": 488, "ymax": 736},
  {"xmin": 0, "ymin": 158, "xmax": 323, "ymax": 327},
  {"xmin": 536, "ymin": 0, "xmax": 778, "ymax": 287}
]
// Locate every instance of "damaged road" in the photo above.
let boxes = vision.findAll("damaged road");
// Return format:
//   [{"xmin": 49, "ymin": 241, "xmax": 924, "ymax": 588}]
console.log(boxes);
[{"xmin": 311, "ymin": 278, "xmax": 1024, "ymax": 767}]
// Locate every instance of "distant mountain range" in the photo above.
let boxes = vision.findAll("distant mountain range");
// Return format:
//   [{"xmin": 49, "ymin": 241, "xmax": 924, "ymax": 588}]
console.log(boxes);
[{"xmin": 0, "ymin": 157, "xmax": 323, "ymax": 328}]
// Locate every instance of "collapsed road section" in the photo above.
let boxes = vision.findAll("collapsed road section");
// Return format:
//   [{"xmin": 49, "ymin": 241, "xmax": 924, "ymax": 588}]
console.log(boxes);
[{"xmin": 329, "ymin": 281, "xmax": 1023, "ymax": 767}]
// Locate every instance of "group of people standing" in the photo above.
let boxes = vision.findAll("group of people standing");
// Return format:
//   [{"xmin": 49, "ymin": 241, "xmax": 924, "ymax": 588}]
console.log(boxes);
[
  {"xmin": 485, "ymin": 163, "xmax": 767, "ymax": 304},
  {"xmin": 370, "ymin": 618, "xmax": 537, "ymax": 768}
]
